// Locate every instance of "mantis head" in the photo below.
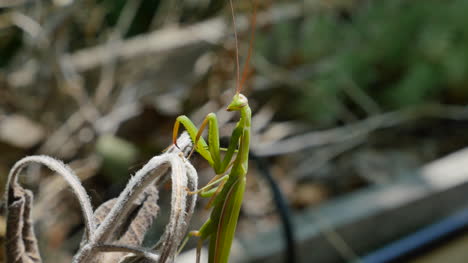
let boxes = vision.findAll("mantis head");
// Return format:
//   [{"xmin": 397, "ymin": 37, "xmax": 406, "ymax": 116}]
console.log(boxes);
[{"xmin": 226, "ymin": 93, "xmax": 248, "ymax": 111}]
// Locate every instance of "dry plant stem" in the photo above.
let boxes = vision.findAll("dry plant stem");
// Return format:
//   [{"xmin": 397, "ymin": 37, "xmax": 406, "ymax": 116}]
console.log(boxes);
[
  {"xmin": 57, "ymin": 56, "xmax": 101, "ymax": 123},
  {"xmin": 311, "ymin": 213, "xmax": 360, "ymax": 262},
  {"xmin": 39, "ymin": 88, "xmax": 142, "ymax": 156},
  {"xmin": 0, "ymin": 0, "xmax": 29, "ymax": 8},
  {"xmin": 64, "ymin": 3, "xmax": 302, "ymax": 72},
  {"xmin": 254, "ymin": 104, "xmax": 468, "ymax": 156},
  {"xmin": 6, "ymin": 155, "xmax": 96, "ymax": 241},
  {"xmin": 95, "ymin": 244, "xmax": 161, "ymax": 261},
  {"xmin": 94, "ymin": 0, "xmax": 143, "ymax": 106},
  {"xmin": 73, "ymin": 133, "xmax": 196, "ymax": 263},
  {"xmin": 10, "ymin": 12, "xmax": 46, "ymax": 43},
  {"xmin": 8, "ymin": 3, "xmax": 304, "ymax": 93},
  {"xmin": 38, "ymin": 110, "xmax": 87, "ymax": 155}
]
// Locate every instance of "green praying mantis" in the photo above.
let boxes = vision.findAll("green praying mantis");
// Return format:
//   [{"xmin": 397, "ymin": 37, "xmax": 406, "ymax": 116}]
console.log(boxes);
[{"xmin": 172, "ymin": 1, "xmax": 256, "ymax": 263}]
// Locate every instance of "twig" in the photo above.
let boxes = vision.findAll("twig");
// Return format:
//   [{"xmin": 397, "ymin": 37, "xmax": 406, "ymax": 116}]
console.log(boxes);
[
  {"xmin": 10, "ymin": 12, "xmax": 47, "ymax": 45},
  {"xmin": 57, "ymin": 56, "xmax": 101, "ymax": 123},
  {"xmin": 7, "ymin": 2, "xmax": 303, "ymax": 88},
  {"xmin": 38, "ymin": 86, "xmax": 142, "ymax": 156},
  {"xmin": 94, "ymin": 244, "xmax": 160, "ymax": 261},
  {"xmin": 0, "ymin": 0, "xmax": 30, "ymax": 8},
  {"xmin": 149, "ymin": 0, "xmax": 181, "ymax": 29},
  {"xmin": 294, "ymin": 139, "xmax": 364, "ymax": 180},
  {"xmin": 341, "ymin": 77, "xmax": 381, "ymax": 116},
  {"xmin": 94, "ymin": 0, "xmax": 143, "ymax": 106},
  {"xmin": 312, "ymin": 213, "xmax": 361, "ymax": 263},
  {"xmin": 253, "ymin": 104, "xmax": 468, "ymax": 156},
  {"xmin": 37, "ymin": 109, "xmax": 84, "ymax": 156}
]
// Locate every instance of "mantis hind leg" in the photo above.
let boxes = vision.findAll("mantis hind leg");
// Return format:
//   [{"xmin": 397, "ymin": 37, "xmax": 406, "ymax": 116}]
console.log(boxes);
[
  {"xmin": 177, "ymin": 220, "xmax": 215, "ymax": 262},
  {"xmin": 195, "ymin": 238, "xmax": 204, "ymax": 263},
  {"xmin": 177, "ymin": 230, "xmax": 205, "ymax": 263},
  {"xmin": 204, "ymin": 178, "xmax": 228, "ymax": 209},
  {"xmin": 187, "ymin": 173, "xmax": 229, "ymax": 196}
]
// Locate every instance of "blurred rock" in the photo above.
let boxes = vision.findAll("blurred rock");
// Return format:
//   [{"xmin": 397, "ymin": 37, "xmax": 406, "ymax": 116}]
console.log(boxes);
[
  {"xmin": 0, "ymin": 114, "xmax": 44, "ymax": 148},
  {"xmin": 293, "ymin": 183, "xmax": 329, "ymax": 209}
]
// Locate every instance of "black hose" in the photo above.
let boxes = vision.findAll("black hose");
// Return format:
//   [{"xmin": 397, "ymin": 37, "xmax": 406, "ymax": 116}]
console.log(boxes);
[{"xmin": 250, "ymin": 151, "xmax": 296, "ymax": 263}]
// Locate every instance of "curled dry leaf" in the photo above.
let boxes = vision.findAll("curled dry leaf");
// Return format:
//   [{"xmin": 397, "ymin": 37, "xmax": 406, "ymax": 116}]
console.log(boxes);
[
  {"xmin": 4, "ymin": 133, "xmax": 198, "ymax": 263},
  {"xmin": 6, "ymin": 156, "xmax": 96, "ymax": 241},
  {"xmin": 141, "ymin": 154, "xmax": 197, "ymax": 263},
  {"xmin": 73, "ymin": 132, "xmax": 197, "ymax": 263},
  {"xmin": 91, "ymin": 185, "xmax": 160, "ymax": 263},
  {"xmin": 118, "ymin": 133, "xmax": 198, "ymax": 263},
  {"xmin": 5, "ymin": 155, "xmax": 96, "ymax": 263},
  {"xmin": 6, "ymin": 183, "xmax": 41, "ymax": 263}
]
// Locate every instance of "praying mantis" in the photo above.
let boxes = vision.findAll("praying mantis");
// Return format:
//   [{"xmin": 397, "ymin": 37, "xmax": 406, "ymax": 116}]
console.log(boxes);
[{"xmin": 172, "ymin": 1, "xmax": 256, "ymax": 263}]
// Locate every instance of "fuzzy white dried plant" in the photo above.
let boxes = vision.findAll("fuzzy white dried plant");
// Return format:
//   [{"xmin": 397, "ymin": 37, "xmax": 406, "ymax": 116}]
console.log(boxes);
[{"xmin": 4, "ymin": 132, "xmax": 198, "ymax": 263}]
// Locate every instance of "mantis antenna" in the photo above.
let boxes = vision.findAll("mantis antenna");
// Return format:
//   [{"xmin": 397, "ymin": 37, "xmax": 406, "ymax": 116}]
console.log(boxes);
[
  {"xmin": 240, "ymin": 1, "xmax": 257, "ymax": 92},
  {"xmin": 229, "ymin": 0, "xmax": 241, "ymax": 94},
  {"xmin": 229, "ymin": 0, "xmax": 257, "ymax": 94}
]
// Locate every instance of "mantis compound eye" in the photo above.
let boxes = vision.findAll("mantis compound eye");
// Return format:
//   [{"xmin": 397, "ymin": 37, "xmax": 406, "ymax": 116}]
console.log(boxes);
[
  {"xmin": 238, "ymin": 94, "xmax": 248, "ymax": 105},
  {"xmin": 227, "ymin": 93, "xmax": 248, "ymax": 111}
]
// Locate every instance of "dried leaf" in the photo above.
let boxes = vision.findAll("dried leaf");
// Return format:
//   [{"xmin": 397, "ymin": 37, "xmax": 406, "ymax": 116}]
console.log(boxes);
[
  {"xmin": 118, "ymin": 134, "xmax": 198, "ymax": 263},
  {"xmin": 73, "ymin": 133, "xmax": 197, "ymax": 263},
  {"xmin": 153, "ymin": 160, "xmax": 197, "ymax": 263},
  {"xmin": 6, "ymin": 183, "xmax": 41, "ymax": 263},
  {"xmin": 7, "ymin": 156, "xmax": 97, "ymax": 242},
  {"xmin": 91, "ymin": 185, "xmax": 160, "ymax": 263}
]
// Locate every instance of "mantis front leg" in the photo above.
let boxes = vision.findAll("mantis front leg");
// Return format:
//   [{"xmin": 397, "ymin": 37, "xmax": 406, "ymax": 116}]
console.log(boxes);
[
  {"xmin": 172, "ymin": 115, "xmax": 213, "ymax": 166},
  {"xmin": 173, "ymin": 113, "xmax": 241, "ymax": 211},
  {"xmin": 172, "ymin": 113, "xmax": 242, "ymax": 175}
]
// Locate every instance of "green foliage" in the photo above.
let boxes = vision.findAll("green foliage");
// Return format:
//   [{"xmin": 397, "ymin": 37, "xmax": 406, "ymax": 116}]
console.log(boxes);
[
  {"xmin": 300, "ymin": 14, "xmax": 341, "ymax": 61},
  {"xmin": 264, "ymin": 0, "xmax": 468, "ymax": 124},
  {"xmin": 96, "ymin": 134, "xmax": 138, "ymax": 182}
]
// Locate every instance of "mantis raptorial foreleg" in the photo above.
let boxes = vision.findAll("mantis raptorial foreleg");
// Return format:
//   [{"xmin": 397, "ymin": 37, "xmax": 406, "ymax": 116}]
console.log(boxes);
[
  {"xmin": 173, "ymin": 112, "xmax": 242, "ymax": 175},
  {"xmin": 172, "ymin": 115, "xmax": 213, "ymax": 166}
]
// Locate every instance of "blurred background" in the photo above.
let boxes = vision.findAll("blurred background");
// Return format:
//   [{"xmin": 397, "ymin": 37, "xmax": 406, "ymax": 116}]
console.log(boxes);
[{"xmin": 2, "ymin": 0, "xmax": 468, "ymax": 262}]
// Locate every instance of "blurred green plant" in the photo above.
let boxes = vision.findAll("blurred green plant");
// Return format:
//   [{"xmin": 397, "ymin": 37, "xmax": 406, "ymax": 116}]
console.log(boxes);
[
  {"xmin": 259, "ymin": 0, "xmax": 468, "ymax": 125},
  {"xmin": 96, "ymin": 134, "xmax": 138, "ymax": 182}
]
